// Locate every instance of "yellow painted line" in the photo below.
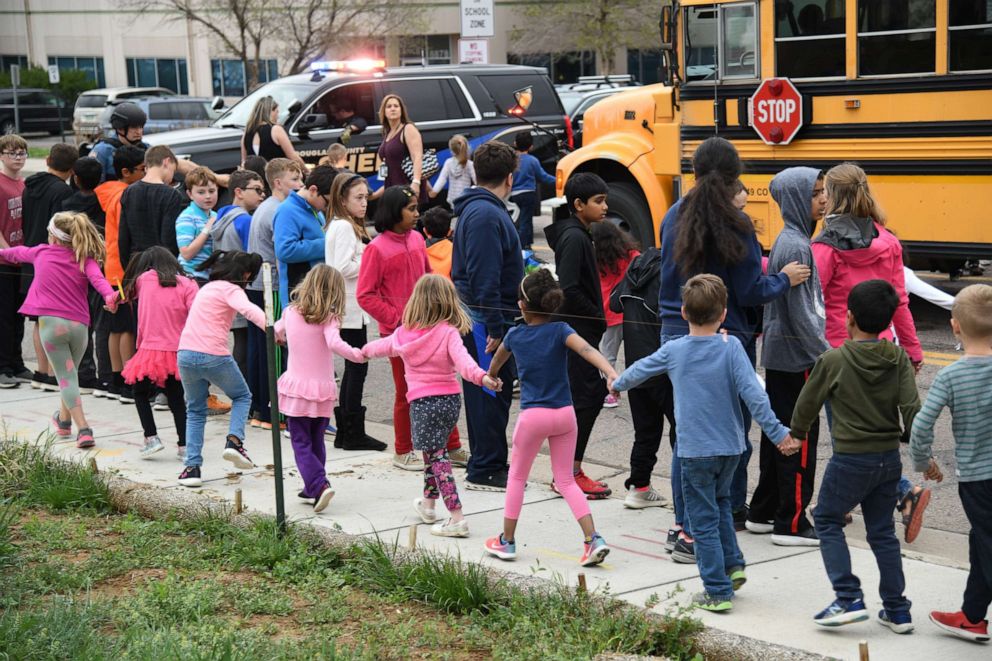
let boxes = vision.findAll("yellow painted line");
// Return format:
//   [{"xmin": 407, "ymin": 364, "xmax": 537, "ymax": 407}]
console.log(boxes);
[
  {"xmin": 925, "ymin": 351, "xmax": 961, "ymax": 360},
  {"xmin": 92, "ymin": 448, "xmax": 125, "ymax": 457}
]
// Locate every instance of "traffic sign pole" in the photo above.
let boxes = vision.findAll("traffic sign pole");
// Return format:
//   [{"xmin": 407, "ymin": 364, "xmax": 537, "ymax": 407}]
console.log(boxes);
[{"xmin": 10, "ymin": 65, "xmax": 20, "ymax": 134}]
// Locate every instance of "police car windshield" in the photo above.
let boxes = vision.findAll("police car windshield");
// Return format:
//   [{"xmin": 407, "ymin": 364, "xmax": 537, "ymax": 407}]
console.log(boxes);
[{"xmin": 212, "ymin": 82, "xmax": 313, "ymax": 128}]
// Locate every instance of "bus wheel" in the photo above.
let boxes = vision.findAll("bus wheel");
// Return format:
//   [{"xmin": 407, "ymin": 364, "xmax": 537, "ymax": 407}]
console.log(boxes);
[{"xmin": 605, "ymin": 182, "xmax": 654, "ymax": 247}]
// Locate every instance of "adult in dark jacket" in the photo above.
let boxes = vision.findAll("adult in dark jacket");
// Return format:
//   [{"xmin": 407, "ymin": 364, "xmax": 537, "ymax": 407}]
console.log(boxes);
[
  {"xmin": 657, "ymin": 137, "xmax": 810, "ymax": 537},
  {"xmin": 451, "ymin": 141, "xmax": 523, "ymax": 491},
  {"xmin": 544, "ymin": 172, "xmax": 610, "ymax": 499}
]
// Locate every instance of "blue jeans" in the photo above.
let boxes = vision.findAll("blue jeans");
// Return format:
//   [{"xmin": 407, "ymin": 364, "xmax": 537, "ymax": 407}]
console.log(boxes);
[
  {"xmin": 681, "ymin": 454, "xmax": 745, "ymax": 599},
  {"xmin": 177, "ymin": 350, "xmax": 252, "ymax": 468},
  {"xmin": 813, "ymin": 450, "xmax": 911, "ymax": 614}
]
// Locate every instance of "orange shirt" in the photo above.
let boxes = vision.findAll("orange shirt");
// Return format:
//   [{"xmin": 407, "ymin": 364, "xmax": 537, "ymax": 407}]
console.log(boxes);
[
  {"xmin": 425, "ymin": 238, "xmax": 453, "ymax": 280},
  {"xmin": 95, "ymin": 181, "xmax": 128, "ymax": 284}
]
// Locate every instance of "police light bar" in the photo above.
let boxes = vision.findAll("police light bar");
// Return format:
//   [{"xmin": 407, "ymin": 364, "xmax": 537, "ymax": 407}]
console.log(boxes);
[{"xmin": 309, "ymin": 59, "xmax": 386, "ymax": 74}]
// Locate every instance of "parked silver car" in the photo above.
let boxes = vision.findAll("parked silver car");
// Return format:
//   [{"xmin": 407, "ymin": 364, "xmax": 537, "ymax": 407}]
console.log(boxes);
[
  {"xmin": 73, "ymin": 86, "xmax": 174, "ymax": 142},
  {"xmin": 95, "ymin": 96, "xmax": 223, "ymax": 139}
]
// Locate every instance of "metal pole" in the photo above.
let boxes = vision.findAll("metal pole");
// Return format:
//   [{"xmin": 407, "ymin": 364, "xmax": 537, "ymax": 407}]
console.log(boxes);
[
  {"xmin": 10, "ymin": 65, "xmax": 20, "ymax": 134},
  {"xmin": 262, "ymin": 264, "xmax": 287, "ymax": 536}
]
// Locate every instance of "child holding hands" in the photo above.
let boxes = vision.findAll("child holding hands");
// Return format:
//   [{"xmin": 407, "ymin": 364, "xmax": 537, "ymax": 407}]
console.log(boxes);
[{"xmin": 363, "ymin": 274, "xmax": 500, "ymax": 538}]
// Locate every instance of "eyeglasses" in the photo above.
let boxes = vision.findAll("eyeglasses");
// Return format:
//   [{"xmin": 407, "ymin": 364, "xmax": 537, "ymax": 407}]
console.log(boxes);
[
  {"xmin": 245, "ymin": 186, "xmax": 267, "ymax": 196},
  {"xmin": 1, "ymin": 151, "xmax": 28, "ymax": 159}
]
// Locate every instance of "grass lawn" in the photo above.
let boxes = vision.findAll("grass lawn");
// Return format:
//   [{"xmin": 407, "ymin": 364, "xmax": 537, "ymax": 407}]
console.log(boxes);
[
  {"xmin": 0, "ymin": 439, "xmax": 702, "ymax": 660},
  {"xmin": 27, "ymin": 146, "xmax": 51, "ymax": 159}
]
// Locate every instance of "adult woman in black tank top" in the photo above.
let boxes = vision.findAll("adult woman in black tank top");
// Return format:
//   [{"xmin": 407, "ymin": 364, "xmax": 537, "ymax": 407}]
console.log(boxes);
[{"xmin": 241, "ymin": 96, "xmax": 306, "ymax": 168}]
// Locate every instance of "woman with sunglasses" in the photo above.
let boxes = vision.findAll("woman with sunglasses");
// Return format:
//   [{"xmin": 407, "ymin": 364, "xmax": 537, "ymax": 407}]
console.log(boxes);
[{"xmin": 241, "ymin": 95, "xmax": 306, "ymax": 168}]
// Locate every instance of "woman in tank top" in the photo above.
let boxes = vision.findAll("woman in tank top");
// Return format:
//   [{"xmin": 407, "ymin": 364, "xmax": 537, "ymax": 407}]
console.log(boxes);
[
  {"xmin": 241, "ymin": 96, "xmax": 306, "ymax": 168},
  {"xmin": 374, "ymin": 94, "xmax": 427, "ymax": 205}
]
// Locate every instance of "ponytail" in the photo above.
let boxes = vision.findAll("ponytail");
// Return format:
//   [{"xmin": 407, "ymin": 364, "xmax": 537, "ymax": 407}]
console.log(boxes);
[
  {"xmin": 824, "ymin": 162, "xmax": 886, "ymax": 225},
  {"xmin": 48, "ymin": 211, "xmax": 105, "ymax": 272}
]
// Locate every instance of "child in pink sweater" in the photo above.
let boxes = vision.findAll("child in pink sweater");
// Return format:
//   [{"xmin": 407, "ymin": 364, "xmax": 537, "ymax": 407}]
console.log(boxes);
[
  {"xmin": 0, "ymin": 211, "xmax": 118, "ymax": 448},
  {"xmin": 275, "ymin": 265, "xmax": 364, "ymax": 513},
  {"xmin": 176, "ymin": 250, "xmax": 266, "ymax": 488},
  {"xmin": 121, "ymin": 247, "xmax": 198, "ymax": 459},
  {"xmin": 363, "ymin": 275, "xmax": 501, "ymax": 537}
]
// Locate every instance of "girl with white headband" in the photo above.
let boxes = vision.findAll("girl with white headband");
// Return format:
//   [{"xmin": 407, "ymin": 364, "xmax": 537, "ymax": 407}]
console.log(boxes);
[{"xmin": 0, "ymin": 211, "xmax": 119, "ymax": 447}]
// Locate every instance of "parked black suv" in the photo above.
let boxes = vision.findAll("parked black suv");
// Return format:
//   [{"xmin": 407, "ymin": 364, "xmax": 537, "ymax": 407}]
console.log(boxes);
[
  {"xmin": 1, "ymin": 88, "xmax": 72, "ymax": 135},
  {"xmin": 144, "ymin": 63, "xmax": 568, "ymax": 195}
]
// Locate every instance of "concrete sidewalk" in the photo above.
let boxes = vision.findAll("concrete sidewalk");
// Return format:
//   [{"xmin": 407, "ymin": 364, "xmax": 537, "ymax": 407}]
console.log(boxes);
[{"xmin": 1, "ymin": 385, "xmax": 985, "ymax": 661}]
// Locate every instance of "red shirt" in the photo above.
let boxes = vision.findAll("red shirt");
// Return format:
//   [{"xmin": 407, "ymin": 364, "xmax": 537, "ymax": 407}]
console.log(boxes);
[
  {"xmin": 600, "ymin": 249, "xmax": 639, "ymax": 327},
  {"xmin": 0, "ymin": 171, "xmax": 25, "ymax": 267}
]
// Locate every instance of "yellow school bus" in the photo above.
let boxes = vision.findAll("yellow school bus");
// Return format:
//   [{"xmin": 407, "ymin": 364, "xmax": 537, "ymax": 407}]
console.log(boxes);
[{"xmin": 555, "ymin": 0, "xmax": 992, "ymax": 271}]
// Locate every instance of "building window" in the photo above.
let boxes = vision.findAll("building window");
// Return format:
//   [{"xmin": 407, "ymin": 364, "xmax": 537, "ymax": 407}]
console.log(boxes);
[
  {"xmin": 627, "ymin": 49, "xmax": 662, "ymax": 84},
  {"xmin": 211, "ymin": 59, "xmax": 279, "ymax": 97},
  {"xmin": 683, "ymin": 3, "xmax": 759, "ymax": 83},
  {"xmin": 400, "ymin": 35, "xmax": 452, "ymax": 66},
  {"xmin": 949, "ymin": 0, "xmax": 992, "ymax": 72},
  {"xmin": 125, "ymin": 58, "xmax": 188, "ymax": 94},
  {"xmin": 774, "ymin": 0, "xmax": 846, "ymax": 78},
  {"xmin": 858, "ymin": 0, "xmax": 936, "ymax": 76},
  {"xmin": 47, "ymin": 56, "xmax": 106, "ymax": 87},
  {"xmin": 1, "ymin": 55, "xmax": 28, "ymax": 72},
  {"xmin": 507, "ymin": 51, "xmax": 595, "ymax": 84}
]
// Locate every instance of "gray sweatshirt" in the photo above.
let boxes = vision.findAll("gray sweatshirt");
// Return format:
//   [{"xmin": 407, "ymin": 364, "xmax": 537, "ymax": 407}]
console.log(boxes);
[
  {"xmin": 761, "ymin": 166, "xmax": 830, "ymax": 372},
  {"xmin": 210, "ymin": 206, "xmax": 250, "ymax": 328}
]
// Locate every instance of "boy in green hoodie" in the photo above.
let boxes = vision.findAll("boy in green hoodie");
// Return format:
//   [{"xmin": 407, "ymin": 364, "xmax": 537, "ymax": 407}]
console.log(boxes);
[{"xmin": 791, "ymin": 279, "xmax": 920, "ymax": 632}]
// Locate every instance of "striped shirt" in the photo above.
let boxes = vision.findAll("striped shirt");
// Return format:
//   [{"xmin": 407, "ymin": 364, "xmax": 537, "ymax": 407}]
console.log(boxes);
[
  {"xmin": 910, "ymin": 355, "xmax": 992, "ymax": 482},
  {"xmin": 176, "ymin": 202, "xmax": 215, "ymax": 276}
]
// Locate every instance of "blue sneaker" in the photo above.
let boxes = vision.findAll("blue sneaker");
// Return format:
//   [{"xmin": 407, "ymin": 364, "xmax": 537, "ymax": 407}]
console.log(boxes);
[
  {"xmin": 579, "ymin": 533, "xmax": 610, "ymax": 567},
  {"xmin": 324, "ymin": 422, "xmax": 337, "ymax": 436},
  {"xmin": 484, "ymin": 533, "xmax": 517, "ymax": 560},
  {"xmin": 878, "ymin": 609, "xmax": 914, "ymax": 634},
  {"xmin": 814, "ymin": 598, "xmax": 869, "ymax": 626}
]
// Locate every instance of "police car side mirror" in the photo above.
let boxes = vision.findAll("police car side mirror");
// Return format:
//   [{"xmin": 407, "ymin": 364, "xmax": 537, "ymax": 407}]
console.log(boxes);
[
  {"xmin": 298, "ymin": 113, "xmax": 328, "ymax": 131},
  {"xmin": 211, "ymin": 96, "xmax": 225, "ymax": 111}
]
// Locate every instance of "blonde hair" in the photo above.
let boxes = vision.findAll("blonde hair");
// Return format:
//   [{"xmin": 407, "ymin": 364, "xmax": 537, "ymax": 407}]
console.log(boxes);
[
  {"xmin": 264, "ymin": 157, "xmax": 303, "ymax": 188},
  {"xmin": 245, "ymin": 95, "xmax": 277, "ymax": 138},
  {"xmin": 824, "ymin": 162, "xmax": 886, "ymax": 225},
  {"xmin": 402, "ymin": 274, "xmax": 471, "ymax": 334},
  {"xmin": 325, "ymin": 143, "xmax": 347, "ymax": 164},
  {"xmin": 330, "ymin": 172, "xmax": 370, "ymax": 241},
  {"xmin": 289, "ymin": 264, "xmax": 346, "ymax": 325},
  {"xmin": 378, "ymin": 94, "xmax": 411, "ymax": 134},
  {"xmin": 49, "ymin": 211, "xmax": 105, "ymax": 271},
  {"xmin": 449, "ymin": 134, "xmax": 469, "ymax": 166},
  {"xmin": 952, "ymin": 284, "xmax": 992, "ymax": 338}
]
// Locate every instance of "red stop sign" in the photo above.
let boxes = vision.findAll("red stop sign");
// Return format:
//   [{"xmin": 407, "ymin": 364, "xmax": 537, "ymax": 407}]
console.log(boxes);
[{"xmin": 749, "ymin": 78, "xmax": 803, "ymax": 145}]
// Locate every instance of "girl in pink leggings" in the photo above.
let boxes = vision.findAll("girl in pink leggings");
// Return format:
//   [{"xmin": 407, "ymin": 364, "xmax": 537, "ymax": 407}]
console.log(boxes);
[{"xmin": 483, "ymin": 269, "xmax": 619, "ymax": 567}]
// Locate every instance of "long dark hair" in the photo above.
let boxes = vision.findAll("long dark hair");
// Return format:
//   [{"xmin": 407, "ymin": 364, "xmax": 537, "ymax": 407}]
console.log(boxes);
[
  {"xmin": 373, "ymin": 185, "xmax": 415, "ymax": 233},
  {"xmin": 673, "ymin": 137, "xmax": 753, "ymax": 276},
  {"xmin": 197, "ymin": 250, "xmax": 262, "ymax": 288},
  {"xmin": 591, "ymin": 221, "xmax": 639, "ymax": 277},
  {"xmin": 122, "ymin": 246, "xmax": 184, "ymax": 300}
]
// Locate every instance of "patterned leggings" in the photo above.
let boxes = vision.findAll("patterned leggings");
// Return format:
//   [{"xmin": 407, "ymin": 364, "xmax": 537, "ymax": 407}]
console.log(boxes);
[
  {"xmin": 411, "ymin": 394, "xmax": 463, "ymax": 512},
  {"xmin": 39, "ymin": 315, "xmax": 88, "ymax": 411}
]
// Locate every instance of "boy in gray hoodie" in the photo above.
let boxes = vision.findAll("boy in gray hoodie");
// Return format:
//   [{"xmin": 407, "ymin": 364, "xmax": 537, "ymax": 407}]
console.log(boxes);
[{"xmin": 747, "ymin": 166, "xmax": 829, "ymax": 546}]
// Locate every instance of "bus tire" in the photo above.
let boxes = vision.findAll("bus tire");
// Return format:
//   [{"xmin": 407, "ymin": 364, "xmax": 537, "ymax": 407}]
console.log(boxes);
[{"xmin": 606, "ymin": 182, "xmax": 654, "ymax": 247}]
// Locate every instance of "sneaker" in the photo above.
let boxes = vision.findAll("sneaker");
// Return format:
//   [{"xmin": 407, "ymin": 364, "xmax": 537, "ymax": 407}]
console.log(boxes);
[
  {"xmin": 623, "ymin": 485, "xmax": 665, "ymax": 509},
  {"xmin": 692, "ymin": 592, "xmax": 733, "ymax": 613},
  {"xmin": 484, "ymin": 533, "xmax": 517, "ymax": 560},
  {"xmin": 727, "ymin": 566, "xmax": 747, "ymax": 591},
  {"xmin": 878, "ymin": 609, "xmax": 914, "ymax": 634},
  {"xmin": 573, "ymin": 470, "xmax": 612, "ymax": 500},
  {"xmin": 448, "ymin": 447, "xmax": 470, "ymax": 468},
  {"xmin": 178, "ymin": 466, "xmax": 202, "ymax": 487},
  {"xmin": 579, "ymin": 533, "xmax": 610, "ymax": 567},
  {"xmin": 430, "ymin": 518, "xmax": 469, "ymax": 538},
  {"xmin": 745, "ymin": 519, "xmax": 774, "ymax": 534},
  {"xmin": 466, "ymin": 472, "xmax": 507, "ymax": 492},
  {"xmin": 77, "ymin": 377, "xmax": 98, "ymax": 395},
  {"xmin": 153, "ymin": 393, "xmax": 169, "ymax": 411},
  {"xmin": 665, "ymin": 528, "xmax": 680, "ymax": 552},
  {"xmin": 671, "ymin": 537, "xmax": 696, "ymax": 564},
  {"xmin": 249, "ymin": 417, "xmax": 263, "ymax": 428},
  {"xmin": 176, "ymin": 445, "xmax": 186, "ymax": 461},
  {"xmin": 30, "ymin": 371, "xmax": 47, "ymax": 389},
  {"xmin": 393, "ymin": 452, "xmax": 424, "ymax": 471},
  {"xmin": 51, "ymin": 410, "xmax": 72, "ymax": 437},
  {"xmin": 297, "ymin": 490, "xmax": 312, "ymax": 501},
  {"xmin": 412, "ymin": 497, "xmax": 438, "ymax": 524},
  {"xmin": 901, "ymin": 487, "xmax": 931, "ymax": 544},
  {"xmin": 92, "ymin": 381, "xmax": 111, "ymax": 398},
  {"xmin": 814, "ymin": 598, "xmax": 869, "ymax": 627},
  {"xmin": 33, "ymin": 372, "xmax": 58, "ymax": 391},
  {"xmin": 324, "ymin": 422, "xmax": 337, "ymax": 436},
  {"xmin": 75, "ymin": 428, "xmax": 95, "ymax": 449},
  {"xmin": 0, "ymin": 373, "xmax": 20, "ymax": 389},
  {"xmin": 771, "ymin": 528, "xmax": 820, "ymax": 547},
  {"xmin": 118, "ymin": 386, "xmax": 135, "ymax": 404},
  {"xmin": 313, "ymin": 483, "xmax": 335, "ymax": 513},
  {"xmin": 603, "ymin": 393, "xmax": 619, "ymax": 408},
  {"xmin": 106, "ymin": 383, "xmax": 121, "ymax": 401},
  {"xmin": 929, "ymin": 610, "xmax": 990, "ymax": 643},
  {"xmin": 222, "ymin": 436, "xmax": 255, "ymax": 470},
  {"xmin": 732, "ymin": 506, "xmax": 749, "ymax": 532},
  {"xmin": 12, "ymin": 368, "xmax": 33, "ymax": 383},
  {"xmin": 206, "ymin": 394, "xmax": 231, "ymax": 416},
  {"xmin": 140, "ymin": 435, "xmax": 164, "ymax": 458}
]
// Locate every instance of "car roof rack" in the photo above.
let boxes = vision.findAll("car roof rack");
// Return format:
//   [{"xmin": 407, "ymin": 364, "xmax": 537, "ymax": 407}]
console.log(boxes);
[{"xmin": 567, "ymin": 75, "xmax": 635, "ymax": 90}]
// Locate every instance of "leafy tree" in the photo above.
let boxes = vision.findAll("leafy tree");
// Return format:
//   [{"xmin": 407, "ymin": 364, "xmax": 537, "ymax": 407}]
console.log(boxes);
[{"xmin": 0, "ymin": 66, "xmax": 96, "ymax": 106}]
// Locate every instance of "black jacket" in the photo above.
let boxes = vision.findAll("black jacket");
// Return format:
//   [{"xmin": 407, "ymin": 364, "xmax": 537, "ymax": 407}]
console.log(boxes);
[
  {"xmin": 20, "ymin": 172, "xmax": 72, "ymax": 292},
  {"xmin": 609, "ymin": 247, "xmax": 661, "ymax": 365},
  {"xmin": 544, "ymin": 215, "xmax": 605, "ymax": 342},
  {"xmin": 61, "ymin": 191, "xmax": 106, "ymax": 233},
  {"xmin": 118, "ymin": 181, "xmax": 184, "ymax": 265}
]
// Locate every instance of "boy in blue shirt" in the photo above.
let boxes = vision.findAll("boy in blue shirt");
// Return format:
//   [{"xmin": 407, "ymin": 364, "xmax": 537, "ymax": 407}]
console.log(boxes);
[
  {"xmin": 612, "ymin": 274, "xmax": 799, "ymax": 612},
  {"xmin": 176, "ymin": 166, "xmax": 219, "ymax": 281},
  {"xmin": 509, "ymin": 131, "xmax": 555, "ymax": 251}
]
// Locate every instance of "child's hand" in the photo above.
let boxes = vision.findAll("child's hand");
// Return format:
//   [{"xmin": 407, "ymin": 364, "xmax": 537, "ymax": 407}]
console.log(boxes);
[
  {"xmin": 606, "ymin": 376, "xmax": 617, "ymax": 393},
  {"xmin": 924, "ymin": 458, "xmax": 943, "ymax": 483},
  {"xmin": 482, "ymin": 375, "xmax": 501, "ymax": 391},
  {"xmin": 103, "ymin": 293, "xmax": 119, "ymax": 314},
  {"xmin": 777, "ymin": 434, "xmax": 801, "ymax": 456}
]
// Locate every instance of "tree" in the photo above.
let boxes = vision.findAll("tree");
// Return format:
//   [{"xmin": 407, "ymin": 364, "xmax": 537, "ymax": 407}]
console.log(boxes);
[
  {"xmin": 0, "ymin": 66, "xmax": 96, "ymax": 106},
  {"xmin": 510, "ymin": 0, "xmax": 659, "ymax": 76}
]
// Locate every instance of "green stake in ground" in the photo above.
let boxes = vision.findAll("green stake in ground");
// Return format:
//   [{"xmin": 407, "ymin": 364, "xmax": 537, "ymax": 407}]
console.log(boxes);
[{"xmin": 263, "ymin": 264, "xmax": 287, "ymax": 536}]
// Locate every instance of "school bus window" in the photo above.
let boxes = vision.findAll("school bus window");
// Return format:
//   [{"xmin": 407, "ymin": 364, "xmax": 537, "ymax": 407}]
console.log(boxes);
[
  {"xmin": 949, "ymin": 0, "xmax": 992, "ymax": 72},
  {"xmin": 857, "ymin": 0, "xmax": 936, "ymax": 76},
  {"xmin": 774, "ymin": 0, "xmax": 846, "ymax": 79},
  {"xmin": 684, "ymin": 5, "xmax": 717, "ymax": 82},
  {"xmin": 721, "ymin": 3, "xmax": 758, "ymax": 79},
  {"xmin": 683, "ymin": 3, "xmax": 758, "ymax": 83}
]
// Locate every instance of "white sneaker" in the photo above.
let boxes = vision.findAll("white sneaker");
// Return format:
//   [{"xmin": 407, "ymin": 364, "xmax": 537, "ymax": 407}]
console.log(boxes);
[
  {"xmin": 745, "ymin": 520, "xmax": 774, "ymax": 534},
  {"xmin": 431, "ymin": 518, "xmax": 469, "ymax": 538},
  {"xmin": 623, "ymin": 485, "xmax": 665, "ymax": 509},
  {"xmin": 393, "ymin": 452, "xmax": 424, "ymax": 471},
  {"xmin": 153, "ymin": 393, "xmax": 169, "ymax": 411},
  {"xmin": 139, "ymin": 435, "xmax": 164, "ymax": 459},
  {"xmin": 176, "ymin": 445, "xmax": 186, "ymax": 460},
  {"xmin": 413, "ymin": 497, "xmax": 438, "ymax": 524}
]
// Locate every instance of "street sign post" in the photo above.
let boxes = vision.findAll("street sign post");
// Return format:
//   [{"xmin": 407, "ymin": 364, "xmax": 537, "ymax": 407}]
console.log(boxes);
[
  {"xmin": 47, "ymin": 65, "xmax": 60, "ymax": 84},
  {"xmin": 460, "ymin": 0, "xmax": 494, "ymax": 38},
  {"xmin": 748, "ymin": 78, "xmax": 803, "ymax": 145}
]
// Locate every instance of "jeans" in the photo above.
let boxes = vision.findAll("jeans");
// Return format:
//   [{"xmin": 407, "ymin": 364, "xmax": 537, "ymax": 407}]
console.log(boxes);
[
  {"xmin": 730, "ymin": 339, "xmax": 757, "ymax": 512},
  {"xmin": 510, "ymin": 190, "xmax": 537, "ymax": 249},
  {"xmin": 960, "ymin": 479, "xmax": 992, "ymax": 623},
  {"xmin": 813, "ymin": 450, "xmax": 911, "ymax": 613},
  {"xmin": 178, "ymin": 350, "xmax": 252, "ymax": 468},
  {"xmin": 681, "ymin": 454, "xmax": 745, "ymax": 599}
]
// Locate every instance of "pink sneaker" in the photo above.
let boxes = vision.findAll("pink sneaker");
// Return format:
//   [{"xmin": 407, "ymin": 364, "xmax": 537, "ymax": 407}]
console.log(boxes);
[
  {"xmin": 52, "ymin": 410, "xmax": 72, "ymax": 437},
  {"xmin": 603, "ymin": 393, "xmax": 620, "ymax": 408}
]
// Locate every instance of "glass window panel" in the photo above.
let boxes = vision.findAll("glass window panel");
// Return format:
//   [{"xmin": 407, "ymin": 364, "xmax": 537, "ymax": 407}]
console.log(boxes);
[
  {"xmin": 721, "ymin": 3, "xmax": 758, "ymax": 79},
  {"xmin": 223, "ymin": 60, "xmax": 245, "ymax": 98},
  {"xmin": 858, "ymin": 0, "xmax": 935, "ymax": 31},
  {"xmin": 777, "ymin": 37, "xmax": 845, "ymax": 77},
  {"xmin": 126, "ymin": 59, "xmax": 136, "ymax": 87},
  {"xmin": 685, "ymin": 5, "xmax": 717, "ymax": 82},
  {"xmin": 949, "ymin": 0, "xmax": 992, "ymax": 25},
  {"xmin": 776, "ymin": 0, "xmax": 845, "ymax": 37},
  {"xmin": 136, "ymin": 58, "xmax": 157, "ymax": 87},
  {"xmin": 148, "ymin": 102, "xmax": 171, "ymax": 120},
  {"xmin": 269, "ymin": 60, "xmax": 279, "ymax": 82},
  {"xmin": 96, "ymin": 58, "xmax": 105, "ymax": 87},
  {"xmin": 77, "ymin": 58, "xmax": 97, "ymax": 84},
  {"xmin": 178, "ymin": 59, "xmax": 188, "ymax": 94},
  {"xmin": 382, "ymin": 79, "xmax": 450, "ymax": 122},
  {"xmin": 57, "ymin": 57, "xmax": 75, "ymax": 70},
  {"xmin": 950, "ymin": 27, "xmax": 992, "ymax": 69},
  {"xmin": 211, "ymin": 60, "xmax": 223, "ymax": 96},
  {"xmin": 427, "ymin": 34, "xmax": 450, "ymax": 65},
  {"xmin": 859, "ymin": 32, "xmax": 936, "ymax": 74},
  {"xmin": 157, "ymin": 58, "xmax": 178, "ymax": 93}
]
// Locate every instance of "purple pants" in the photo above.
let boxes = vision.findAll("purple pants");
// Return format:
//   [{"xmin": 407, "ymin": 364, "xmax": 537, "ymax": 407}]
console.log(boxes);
[{"xmin": 287, "ymin": 416, "xmax": 329, "ymax": 497}]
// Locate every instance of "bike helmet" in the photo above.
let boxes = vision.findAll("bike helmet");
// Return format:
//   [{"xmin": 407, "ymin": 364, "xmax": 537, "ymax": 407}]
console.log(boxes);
[{"xmin": 109, "ymin": 103, "xmax": 147, "ymax": 131}]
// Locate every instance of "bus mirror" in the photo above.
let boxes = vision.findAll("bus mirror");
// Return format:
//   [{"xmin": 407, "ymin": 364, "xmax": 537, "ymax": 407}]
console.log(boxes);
[
  {"xmin": 660, "ymin": 4, "xmax": 675, "ymax": 51},
  {"xmin": 509, "ymin": 87, "xmax": 533, "ymax": 116}
]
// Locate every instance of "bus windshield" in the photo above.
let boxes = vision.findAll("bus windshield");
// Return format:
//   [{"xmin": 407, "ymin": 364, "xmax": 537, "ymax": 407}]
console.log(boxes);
[{"xmin": 212, "ymin": 82, "xmax": 314, "ymax": 128}]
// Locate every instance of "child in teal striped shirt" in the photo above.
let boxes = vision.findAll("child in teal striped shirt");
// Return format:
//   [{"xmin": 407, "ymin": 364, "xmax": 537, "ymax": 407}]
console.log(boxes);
[{"xmin": 910, "ymin": 283, "xmax": 992, "ymax": 644}]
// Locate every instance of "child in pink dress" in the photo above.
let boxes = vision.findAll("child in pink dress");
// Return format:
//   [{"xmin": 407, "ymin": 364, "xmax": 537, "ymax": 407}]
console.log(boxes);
[
  {"xmin": 363, "ymin": 275, "xmax": 501, "ymax": 538},
  {"xmin": 121, "ymin": 246, "xmax": 198, "ymax": 459},
  {"xmin": 275, "ymin": 264, "xmax": 365, "ymax": 513}
]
